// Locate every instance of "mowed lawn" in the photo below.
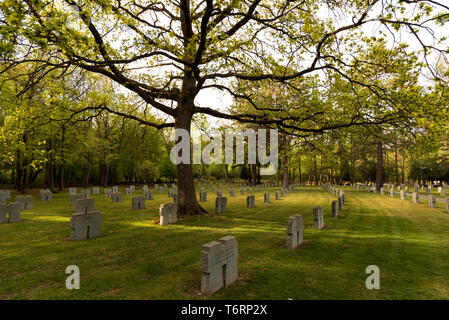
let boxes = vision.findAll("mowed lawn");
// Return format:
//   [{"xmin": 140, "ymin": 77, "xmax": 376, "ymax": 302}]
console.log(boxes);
[{"xmin": 1, "ymin": 186, "xmax": 449, "ymax": 300}]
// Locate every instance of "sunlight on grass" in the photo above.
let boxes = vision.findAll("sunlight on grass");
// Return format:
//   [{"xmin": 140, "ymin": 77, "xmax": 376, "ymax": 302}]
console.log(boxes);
[{"xmin": 1, "ymin": 186, "xmax": 449, "ymax": 299}]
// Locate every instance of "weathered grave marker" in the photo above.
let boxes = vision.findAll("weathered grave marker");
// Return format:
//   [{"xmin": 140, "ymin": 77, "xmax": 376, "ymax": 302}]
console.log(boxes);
[
  {"xmin": 70, "ymin": 194, "xmax": 84, "ymax": 206},
  {"xmin": 313, "ymin": 207, "xmax": 324, "ymax": 230},
  {"xmin": 332, "ymin": 200, "xmax": 338, "ymax": 218},
  {"xmin": 144, "ymin": 190, "xmax": 154, "ymax": 200},
  {"xmin": 247, "ymin": 195, "xmax": 255, "ymax": 208},
  {"xmin": 80, "ymin": 189, "xmax": 90, "ymax": 199},
  {"xmin": 286, "ymin": 215, "xmax": 303, "ymax": 249},
  {"xmin": 199, "ymin": 191, "xmax": 207, "ymax": 202},
  {"xmin": 264, "ymin": 192, "xmax": 270, "ymax": 203},
  {"xmin": 412, "ymin": 192, "xmax": 419, "ymax": 203},
  {"xmin": 428, "ymin": 195, "xmax": 436, "ymax": 208},
  {"xmin": 215, "ymin": 197, "xmax": 227, "ymax": 213},
  {"xmin": 24, "ymin": 195, "xmax": 34, "ymax": 209},
  {"xmin": 70, "ymin": 211, "xmax": 102, "ymax": 241},
  {"xmin": 104, "ymin": 189, "xmax": 112, "ymax": 198},
  {"xmin": 15, "ymin": 196, "xmax": 26, "ymax": 210},
  {"xmin": 0, "ymin": 204, "xmax": 7, "ymax": 223},
  {"xmin": 132, "ymin": 196, "xmax": 145, "ymax": 210},
  {"xmin": 8, "ymin": 203, "xmax": 22, "ymax": 222},
  {"xmin": 111, "ymin": 192, "xmax": 122, "ymax": 203},
  {"xmin": 159, "ymin": 203, "xmax": 177, "ymax": 225},
  {"xmin": 75, "ymin": 198, "xmax": 95, "ymax": 214},
  {"xmin": 200, "ymin": 236, "xmax": 238, "ymax": 296},
  {"xmin": 40, "ymin": 189, "xmax": 52, "ymax": 201},
  {"xmin": 338, "ymin": 197, "xmax": 343, "ymax": 210}
]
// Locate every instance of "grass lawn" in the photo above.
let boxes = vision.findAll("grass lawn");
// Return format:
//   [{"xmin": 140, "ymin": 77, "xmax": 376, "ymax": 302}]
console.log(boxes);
[{"xmin": 1, "ymin": 186, "xmax": 449, "ymax": 300}]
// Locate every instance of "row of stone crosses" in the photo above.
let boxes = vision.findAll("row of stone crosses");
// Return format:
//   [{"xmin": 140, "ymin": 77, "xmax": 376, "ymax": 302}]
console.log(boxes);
[
  {"xmin": 68, "ymin": 182, "xmax": 345, "ymax": 296},
  {"xmin": 1, "ymin": 182, "xmax": 345, "ymax": 296},
  {"xmin": 0, "ymin": 189, "xmax": 36, "ymax": 224},
  {"xmin": 352, "ymin": 183, "xmax": 449, "ymax": 213},
  {"xmin": 201, "ymin": 184, "xmax": 346, "ymax": 296}
]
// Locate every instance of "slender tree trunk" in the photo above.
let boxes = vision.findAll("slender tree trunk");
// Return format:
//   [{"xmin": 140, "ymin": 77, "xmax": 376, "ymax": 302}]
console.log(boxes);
[
  {"xmin": 401, "ymin": 154, "xmax": 405, "ymax": 185},
  {"xmin": 350, "ymin": 144, "xmax": 355, "ymax": 184},
  {"xmin": 83, "ymin": 152, "xmax": 91, "ymax": 188},
  {"xmin": 298, "ymin": 153, "xmax": 302, "ymax": 184},
  {"xmin": 252, "ymin": 164, "xmax": 257, "ymax": 185},
  {"xmin": 22, "ymin": 166, "xmax": 27, "ymax": 192},
  {"xmin": 15, "ymin": 148, "xmax": 22, "ymax": 191},
  {"xmin": 224, "ymin": 164, "xmax": 229, "ymax": 181},
  {"xmin": 59, "ymin": 126, "xmax": 65, "ymax": 191},
  {"xmin": 282, "ymin": 156, "xmax": 289, "ymax": 189},
  {"xmin": 281, "ymin": 135, "xmax": 289, "ymax": 188},
  {"xmin": 376, "ymin": 141, "xmax": 384, "ymax": 190}
]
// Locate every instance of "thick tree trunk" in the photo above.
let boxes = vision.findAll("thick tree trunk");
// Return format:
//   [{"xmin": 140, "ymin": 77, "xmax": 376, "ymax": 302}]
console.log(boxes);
[
  {"xmin": 376, "ymin": 141, "xmax": 384, "ymax": 190},
  {"xmin": 174, "ymin": 107, "xmax": 207, "ymax": 216}
]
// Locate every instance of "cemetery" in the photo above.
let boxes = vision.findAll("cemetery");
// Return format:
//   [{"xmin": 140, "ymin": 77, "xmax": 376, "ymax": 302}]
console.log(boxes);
[
  {"xmin": 1, "ymin": 0, "xmax": 449, "ymax": 304},
  {"xmin": 0, "ymin": 181, "xmax": 449, "ymax": 299}
]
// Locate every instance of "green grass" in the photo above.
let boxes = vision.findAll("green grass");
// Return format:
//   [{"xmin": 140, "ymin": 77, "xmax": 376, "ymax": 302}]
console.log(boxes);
[{"xmin": 1, "ymin": 186, "xmax": 449, "ymax": 299}]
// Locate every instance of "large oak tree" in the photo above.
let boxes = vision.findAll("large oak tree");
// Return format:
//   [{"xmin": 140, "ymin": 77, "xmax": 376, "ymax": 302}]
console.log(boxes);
[{"xmin": 1, "ymin": 0, "xmax": 448, "ymax": 214}]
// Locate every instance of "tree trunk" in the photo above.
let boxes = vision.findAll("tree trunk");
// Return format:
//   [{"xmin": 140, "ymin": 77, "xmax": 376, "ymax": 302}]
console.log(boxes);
[
  {"xmin": 251, "ymin": 164, "xmax": 257, "ymax": 185},
  {"xmin": 15, "ymin": 147, "xmax": 22, "ymax": 191},
  {"xmin": 59, "ymin": 126, "xmax": 65, "ymax": 191},
  {"xmin": 83, "ymin": 152, "xmax": 91, "ymax": 188},
  {"xmin": 395, "ymin": 143, "xmax": 399, "ymax": 185},
  {"xmin": 282, "ymin": 155, "xmax": 289, "ymax": 189},
  {"xmin": 401, "ymin": 154, "xmax": 405, "ymax": 185},
  {"xmin": 281, "ymin": 135, "xmax": 289, "ymax": 189},
  {"xmin": 174, "ymin": 106, "xmax": 207, "ymax": 216},
  {"xmin": 350, "ymin": 144, "xmax": 355, "ymax": 184},
  {"xmin": 376, "ymin": 141, "xmax": 384, "ymax": 190}
]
